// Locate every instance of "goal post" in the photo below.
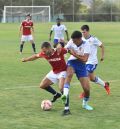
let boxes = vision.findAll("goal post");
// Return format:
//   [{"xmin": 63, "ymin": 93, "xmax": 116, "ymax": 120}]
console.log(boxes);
[{"xmin": 3, "ymin": 6, "xmax": 51, "ymax": 23}]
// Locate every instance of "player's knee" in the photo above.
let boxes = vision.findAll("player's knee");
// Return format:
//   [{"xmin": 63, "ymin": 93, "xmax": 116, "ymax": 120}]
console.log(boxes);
[
  {"xmin": 39, "ymin": 83, "xmax": 44, "ymax": 89},
  {"xmin": 67, "ymin": 72, "xmax": 73, "ymax": 79}
]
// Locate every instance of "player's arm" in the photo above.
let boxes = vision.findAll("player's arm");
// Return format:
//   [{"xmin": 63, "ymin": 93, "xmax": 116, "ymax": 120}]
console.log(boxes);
[
  {"xmin": 68, "ymin": 49, "xmax": 89, "ymax": 62},
  {"xmin": 22, "ymin": 54, "xmax": 40, "ymax": 62},
  {"xmin": 49, "ymin": 30, "xmax": 53, "ymax": 41},
  {"xmin": 31, "ymin": 25, "xmax": 34, "ymax": 39},
  {"xmin": 19, "ymin": 24, "xmax": 23, "ymax": 37},
  {"xmin": 65, "ymin": 30, "xmax": 69, "ymax": 41},
  {"xmin": 99, "ymin": 43, "xmax": 104, "ymax": 61}
]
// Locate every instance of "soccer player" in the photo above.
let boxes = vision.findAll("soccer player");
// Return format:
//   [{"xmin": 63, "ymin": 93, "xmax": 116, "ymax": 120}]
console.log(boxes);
[
  {"xmin": 79, "ymin": 25, "xmax": 110, "ymax": 98},
  {"xmin": 61, "ymin": 31, "xmax": 93, "ymax": 116},
  {"xmin": 49, "ymin": 18, "xmax": 69, "ymax": 48},
  {"xmin": 19, "ymin": 13, "xmax": 36, "ymax": 54},
  {"xmin": 22, "ymin": 42, "xmax": 68, "ymax": 103}
]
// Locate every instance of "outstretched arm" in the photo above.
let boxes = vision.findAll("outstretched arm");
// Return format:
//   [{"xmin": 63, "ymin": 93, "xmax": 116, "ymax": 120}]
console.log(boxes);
[
  {"xmin": 99, "ymin": 44, "xmax": 104, "ymax": 61},
  {"xmin": 22, "ymin": 54, "xmax": 39, "ymax": 62}
]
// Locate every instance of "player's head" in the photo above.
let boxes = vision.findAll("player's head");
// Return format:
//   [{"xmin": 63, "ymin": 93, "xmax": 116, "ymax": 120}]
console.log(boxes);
[
  {"xmin": 81, "ymin": 25, "xmax": 90, "ymax": 38},
  {"xmin": 71, "ymin": 31, "xmax": 82, "ymax": 45},
  {"xmin": 26, "ymin": 13, "xmax": 31, "ymax": 20},
  {"xmin": 41, "ymin": 42, "xmax": 52, "ymax": 56},
  {"xmin": 56, "ymin": 17, "xmax": 61, "ymax": 26}
]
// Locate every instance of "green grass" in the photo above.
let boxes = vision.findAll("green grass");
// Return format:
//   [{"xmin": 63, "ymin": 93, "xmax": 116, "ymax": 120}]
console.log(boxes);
[{"xmin": 0, "ymin": 22, "xmax": 120, "ymax": 129}]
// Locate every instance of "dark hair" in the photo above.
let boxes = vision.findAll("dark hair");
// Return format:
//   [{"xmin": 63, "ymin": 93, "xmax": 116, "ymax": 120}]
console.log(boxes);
[
  {"xmin": 81, "ymin": 25, "xmax": 89, "ymax": 31},
  {"xmin": 71, "ymin": 31, "xmax": 82, "ymax": 39},
  {"xmin": 26, "ymin": 13, "xmax": 31, "ymax": 17},
  {"xmin": 56, "ymin": 17, "xmax": 61, "ymax": 21},
  {"xmin": 41, "ymin": 42, "xmax": 51, "ymax": 49}
]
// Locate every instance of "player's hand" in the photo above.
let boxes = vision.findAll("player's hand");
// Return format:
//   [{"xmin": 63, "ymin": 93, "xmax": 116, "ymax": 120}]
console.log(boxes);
[
  {"xmin": 100, "ymin": 57, "xmax": 104, "ymax": 61},
  {"xmin": 21, "ymin": 58, "xmax": 27, "ymax": 62},
  {"xmin": 68, "ymin": 49, "xmax": 76, "ymax": 56}
]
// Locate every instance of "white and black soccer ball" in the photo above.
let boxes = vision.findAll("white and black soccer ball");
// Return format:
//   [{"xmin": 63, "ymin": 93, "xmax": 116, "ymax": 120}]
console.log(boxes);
[{"xmin": 41, "ymin": 100, "xmax": 52, "ymax": 111}]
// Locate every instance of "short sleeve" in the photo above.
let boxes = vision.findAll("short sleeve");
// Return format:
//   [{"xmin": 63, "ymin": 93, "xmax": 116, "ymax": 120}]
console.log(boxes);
[
  {"xmin": 63, "ymin": 25, "xmax": 67, "ymax": 31},
  {"xmin": 84, "ymin": 42, "xmax": 91, "ymax": 54},
  {"xmin": 51, "ymin": 25, "xmax": 54, "ymax": 31},
  {"xmin": 65, "ymin": 39, "xmax": 73, "ymax": 49},
  {"xmin": 93, "ymin": 37, "xmax": 102, "ymax": 46},
  {"xmin": 61, "ymin": 48, "xmax": 68, "ymax": 55},
  {"xmin": 36, "ymin": 52, "xmax": 44, "ymax": 58},
  {"xmin": 31, "ymin": 22, "xmax": 33, "ymax": 26}
]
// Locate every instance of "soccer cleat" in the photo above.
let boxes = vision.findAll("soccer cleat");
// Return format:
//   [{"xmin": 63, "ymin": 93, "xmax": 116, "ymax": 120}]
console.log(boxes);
[
  {"xmin": 79, "ymin": 92, "xmax": 85, "ymax": 99},
  {"xmin": 104, "ymin": 82, "xmax": 110, "ymax": 95},
  {"xmin": 82, "ymin": 104, "xmax": 93, "ymax": 111},
  {"xmin": 61, "ymin": 95, "xmax": 67, "ymax": 104},
  {"xmin": 62, "ymin": 109, "xmax": 71, "ymax": 116},
  {"xmin": 51, "ymin": 93, "xmax": 61, "ymax": 103}
]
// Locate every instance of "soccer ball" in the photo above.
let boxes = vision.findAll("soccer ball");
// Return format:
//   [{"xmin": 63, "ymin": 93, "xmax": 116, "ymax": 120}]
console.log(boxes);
[{"xmin": 41, "ymin": 100, "xmax": 52, "ymax": 111}]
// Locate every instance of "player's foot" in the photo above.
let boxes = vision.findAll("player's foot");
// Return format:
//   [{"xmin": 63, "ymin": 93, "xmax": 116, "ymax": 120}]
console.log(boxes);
[
  {"xmin": 79, "ymin": 92, "xmax": 85, "ymax": 99},
  {"xmin": 51, "ymin": 93, "xmax": 61, "ymax": 103},
  {"xmin": 62, "ymin": 109, "xmax": 71, "ymax": 116},
  {"xmin": 82, "ymin": 104, "xmax": 93, "ymax": 111},
  {"xmin": 104, "ymin": 82, "xmax": 110, "ymax": 95},
  {"xmin": 61, "ymin": 95, "xmax": 67, "ymax": 104}
]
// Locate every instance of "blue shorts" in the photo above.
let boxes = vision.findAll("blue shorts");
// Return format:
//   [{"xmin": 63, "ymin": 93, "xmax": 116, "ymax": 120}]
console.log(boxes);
[
  {"xmin": 53, "ymin": 39, "xmax": 59, "ymax": 44},
  {"xmin": 86, "ymin": 64, "xmax": 97, "ymax": 73},
  {"xmin": 53, "ymin": 39, "xmax": 65, "ymax": 47},
  {"xmin": 67, "ymin": 60, "xmax": 88, "ymax": 79}
]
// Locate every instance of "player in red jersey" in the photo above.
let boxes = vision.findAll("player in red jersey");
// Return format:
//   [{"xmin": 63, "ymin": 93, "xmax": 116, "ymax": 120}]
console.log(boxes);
[
  {"xmin": 19, "ymin": 13, "xmax": 36, "ymax": 54},
  {"xmin": 22, "ymin": 42, "xmax": 68, "ymax": 102}
]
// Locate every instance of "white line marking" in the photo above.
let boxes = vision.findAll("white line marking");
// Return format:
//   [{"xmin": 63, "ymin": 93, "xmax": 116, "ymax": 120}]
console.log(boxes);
[{"xmin": 2, "ymin": 79, "xmax": 120, "ymax": 90}]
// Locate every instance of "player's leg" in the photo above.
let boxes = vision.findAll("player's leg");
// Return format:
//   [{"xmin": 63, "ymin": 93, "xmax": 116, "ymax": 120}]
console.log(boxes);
[
  {"xmin": 20, "ymin": 41, "xmax": 25, "ymax": 54},
  {"xmin": 40, "ymin": 71, "xmax": 61, "ymax": 102},
  {"xmin": 61, "ymin": 67, "xmax": 74, "ymax": 115},
  {"xmin": 61, "ymin": 66, "xmax": 74, "ymax": 103},
  {"xmin": 79, "ymin": 77, "xmax": 93, "ymax": 110},
  {"xmin": 40, "ymin": 77, "xmax": 61, "ymax": 102},
  {"xmin": 30, "ymin": 40, "xmax": 36, "ymax": 53},
  {"xmin": 53, "ymin": 39, "xmax": 59, "ymax": 48},
  {"xmin": 87, "ymin": 64, "xmax": 110, "ymax": 94},
  {"xmin": 20, "ymin": 35, "xmax": 25, "ymax": 54}
]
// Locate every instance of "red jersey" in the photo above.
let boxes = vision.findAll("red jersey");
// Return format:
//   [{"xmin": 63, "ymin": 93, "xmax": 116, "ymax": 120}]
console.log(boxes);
[
  {"xmin": 21, "ymin": 20, "xmax": 33, "ymax": 35},
  {"xmin": 37, "ymin": 48, "xmax": 67, "ymax": 74}
]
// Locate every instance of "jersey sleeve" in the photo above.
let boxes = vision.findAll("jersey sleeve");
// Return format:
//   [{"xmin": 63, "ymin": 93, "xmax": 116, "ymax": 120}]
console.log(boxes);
[
  {"xmin": 63, "ymin": 25, "xmax": 67, "ymax": 31},
  {"xmin": 31, "ymin": 22, "xmax": 33, "ymax": 26},
  {"xmin": 51, "ymin": 25, "xmax": 54, "ymax": 31},
  {"xmin": 21, "ymin": 21, "xmax": 24, "ymax": 26},
  {"xmin": 61, "ymin": 48, "xmax": 68, "ymax": 55},
  {"xmin": 36, "ymin": 52, "xmax": 45, "ymax": 58},
  {"xmin": 65, "ymin": 39, "xmax": 73, "ymax": 49},
  {"xmin": 93, "ymin": 37, "xmax": 102, "ymax": 46},
  {"xmin": 84, "ymin": 41, "xmax": 91, "ymax": 54}
]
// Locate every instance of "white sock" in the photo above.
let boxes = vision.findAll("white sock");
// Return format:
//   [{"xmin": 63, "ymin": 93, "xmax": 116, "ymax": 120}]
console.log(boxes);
[
  {"xmin": 95, "ymin": 77, "xmax": 105, "ymax": 87},
  {"xmin": 64, "ymin": 88, "xmax": 69, "ymax": 96},
  {"xmin": 63, "ymin": 83, "xmax": 70, "ymax": 96},
  {"xmin": 65, "ymin": 107, "xmax": 69, "ymax": 110},
  {"xmin": 82, "ymin": 97, "xmax": 89, "ymax": 106}
]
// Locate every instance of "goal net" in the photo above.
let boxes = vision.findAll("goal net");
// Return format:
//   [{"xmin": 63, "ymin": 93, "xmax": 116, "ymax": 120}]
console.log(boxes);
[{"xmin": 3, "ymin": 6, "xmax": 51, "ymax": 23}]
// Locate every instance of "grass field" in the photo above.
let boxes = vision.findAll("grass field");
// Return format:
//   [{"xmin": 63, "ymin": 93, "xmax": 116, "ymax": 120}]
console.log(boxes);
[{"xmin": 0, "ymin": 22, "xmax": 120, "ymax": 129}]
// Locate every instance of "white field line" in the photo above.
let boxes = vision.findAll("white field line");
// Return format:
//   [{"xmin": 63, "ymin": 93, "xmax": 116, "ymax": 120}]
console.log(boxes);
[{"xmin": 3, "ymin": 79, "xmax": 120, "ymax": 90}]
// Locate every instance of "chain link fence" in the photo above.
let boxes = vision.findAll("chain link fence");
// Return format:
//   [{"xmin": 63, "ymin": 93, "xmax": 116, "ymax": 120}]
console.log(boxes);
[{"xmin": 0, "ymin": 0, "xmax": 120, "ymax": 22}]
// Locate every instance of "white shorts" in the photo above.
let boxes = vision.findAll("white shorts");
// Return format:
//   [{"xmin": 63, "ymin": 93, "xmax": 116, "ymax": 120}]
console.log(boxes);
[
  {"xmin": 46, "ymin": 71, "xmax": 66, "ymax": 84},
  {"xmin": 21, "ymin": 35, "xmax": 33, "ymax": 42}
]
